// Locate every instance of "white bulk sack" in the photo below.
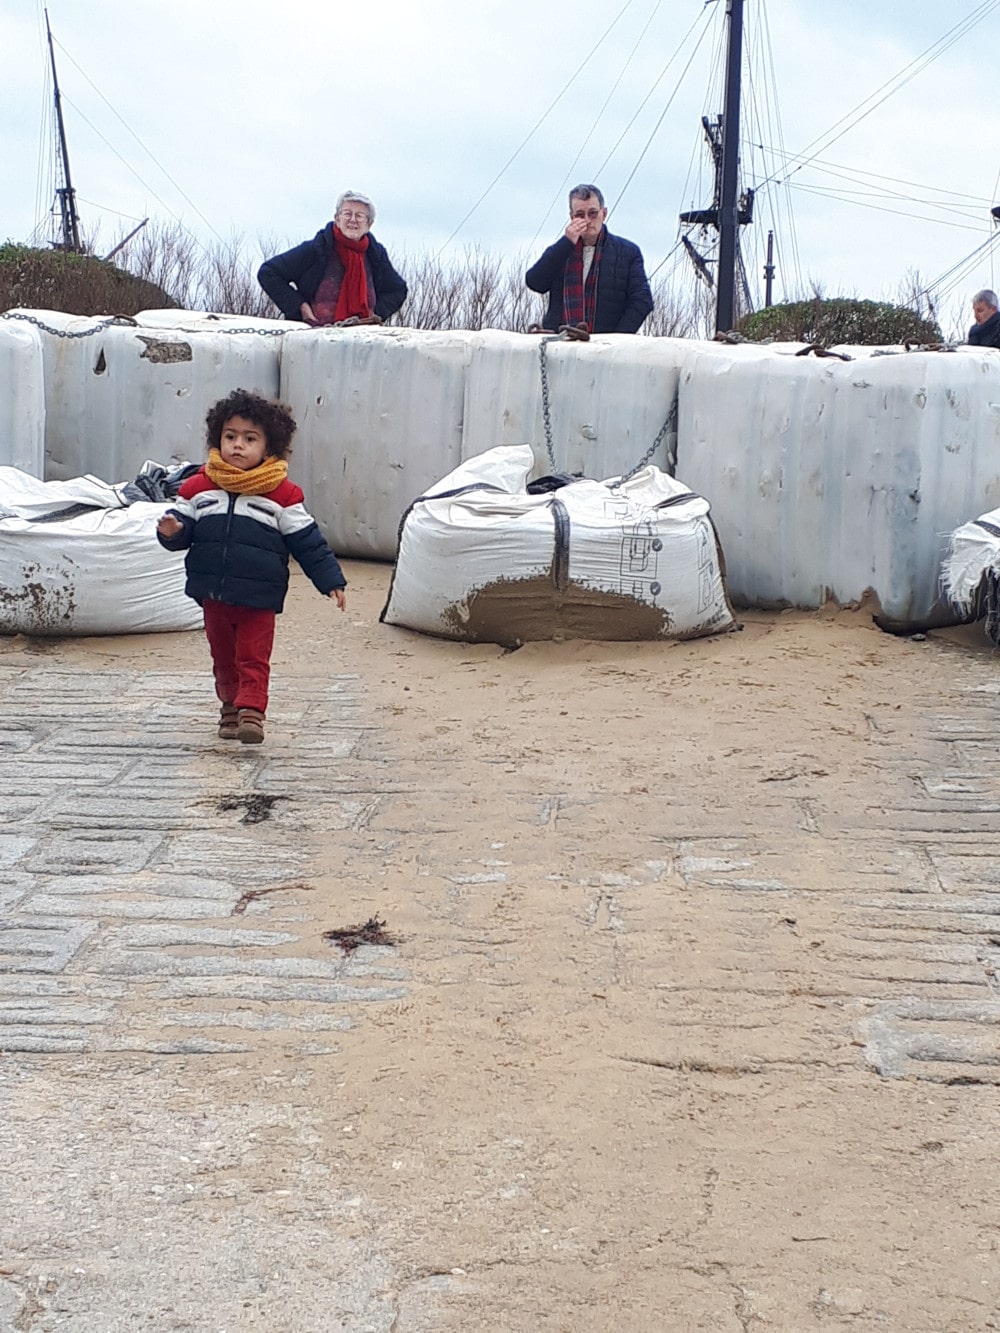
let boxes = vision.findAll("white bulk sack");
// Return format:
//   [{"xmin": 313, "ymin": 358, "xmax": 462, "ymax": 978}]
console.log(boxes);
[
  {"xmin": 0, "ymin": 464, "xmax": 131, "ymax": 518},
  {"xmin": 0, "ymin": 468, "xmax": 201, "ymax": 636},
  {"xmin": 0, "ymin": 318, "xmax": 45, "ymax": 477},
  {"xmin": 941, "ymin": 506, "xmax": 1000, "ymax": 640},
  {"xmin": 381, "ymin": 445, "xmax": 734, "ymax": 645}
]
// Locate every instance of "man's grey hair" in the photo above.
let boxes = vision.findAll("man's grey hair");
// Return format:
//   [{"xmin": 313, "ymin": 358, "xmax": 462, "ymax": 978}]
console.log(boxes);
[
  {"xmin": 336, "ymin": 191, "xmax": 375, "ymax": 226},
  {"xmin": 568, "ymin": 183, "xmax": 605, "ymax": 209},
  {"xmin": 973, "ymin": 288, "xmax": 998, "ymax": 309}
]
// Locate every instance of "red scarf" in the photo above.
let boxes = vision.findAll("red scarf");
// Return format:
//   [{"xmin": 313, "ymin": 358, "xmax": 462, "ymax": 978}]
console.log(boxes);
[{"xmin": 333, "ymin": 224, "xmax": 371, "ymax": 322}]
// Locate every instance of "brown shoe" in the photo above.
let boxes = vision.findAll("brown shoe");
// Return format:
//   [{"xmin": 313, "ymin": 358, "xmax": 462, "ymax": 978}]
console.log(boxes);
[
  {"xmin": 218, "ymin": 703, "xmax": 239, "ymax": 740},
  {"xmin": 236, "ymin": 708, "xmax": 265, "ymax": 744}
]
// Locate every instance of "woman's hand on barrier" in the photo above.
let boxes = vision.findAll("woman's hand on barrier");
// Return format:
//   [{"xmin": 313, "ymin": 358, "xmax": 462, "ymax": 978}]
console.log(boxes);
[
  {"xmin": 299, "ymin": 302, "xmax": 318, "ymax": 325},
  {"xmin": 157, "ymin": 514, "xmax": 182, "ymax": 538}
]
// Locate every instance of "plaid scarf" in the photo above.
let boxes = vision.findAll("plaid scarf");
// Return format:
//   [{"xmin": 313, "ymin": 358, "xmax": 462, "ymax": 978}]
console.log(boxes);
[
  {"xmin": 204, "ymin": 449, "xmax": 288, "ymax": 496},
  {"xmin": 562, "ymin": 233, "xmax": 603, "ymax": 330}
]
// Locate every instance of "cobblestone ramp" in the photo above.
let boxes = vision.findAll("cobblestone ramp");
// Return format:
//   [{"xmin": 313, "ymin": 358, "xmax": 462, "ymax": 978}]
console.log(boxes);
[
  {"xmin": 0, "ymin": 666, "xmax": 408, "ymax": 1056},
  {"xmin": 640, "ymin": 670, "xmax": 1000, "ymax": 1087}
]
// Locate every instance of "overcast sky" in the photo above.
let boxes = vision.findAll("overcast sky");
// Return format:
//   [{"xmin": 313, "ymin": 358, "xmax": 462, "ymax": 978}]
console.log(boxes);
[{"xmin": 3, "ymin": 0, "xmax": 999, "ymax": 335}]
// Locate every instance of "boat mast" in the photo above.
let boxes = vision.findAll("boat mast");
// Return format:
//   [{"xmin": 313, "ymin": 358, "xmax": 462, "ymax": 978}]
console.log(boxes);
[
  {"xmin": 678, "ymin": 0, "xmax": 754, "ymax": 334},
  {"xmin": 715, "ymin": 0, "xmax": 744, "ymax": 333},
  {"xmin": 45, "ymin": 7, "xmax": 82, "ymax": 252}
]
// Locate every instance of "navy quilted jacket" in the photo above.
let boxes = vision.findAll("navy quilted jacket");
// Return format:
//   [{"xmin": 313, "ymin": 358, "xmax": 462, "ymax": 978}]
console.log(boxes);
[
  {"xmin": 157, "ymin": 469, "xmax": 346, "ymax": 614},
  {"xmin": 525, "ymin": 229, "xmax": 654, "ymax": 334}
]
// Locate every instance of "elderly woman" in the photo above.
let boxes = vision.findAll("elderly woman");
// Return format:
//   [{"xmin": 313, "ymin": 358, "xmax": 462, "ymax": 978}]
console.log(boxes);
[{"xmin": 257, "ymin": 191, "xmax": 407, "ymax": 326}]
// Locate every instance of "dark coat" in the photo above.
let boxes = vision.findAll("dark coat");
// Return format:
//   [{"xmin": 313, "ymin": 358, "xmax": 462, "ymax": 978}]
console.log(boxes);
[
  {"xmin": 968, "ymin": 308, "xmax": 1000, "ymax": 348},
  {"xmin": 525, "ymin": 229, "xmax": 654, "ymax": 334},
  {"xmin": 157, "ymin": 470, "xmax": 346, "ymax": 614},
  {"xmin": 257, "ymin": 224, "xmax": 407, "ymax": 322}
]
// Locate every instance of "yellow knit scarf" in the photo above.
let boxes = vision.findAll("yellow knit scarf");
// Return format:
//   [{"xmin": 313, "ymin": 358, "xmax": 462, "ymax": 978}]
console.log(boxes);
[{"xmin": 205, "ymin": 448, "xmax": 288, "ymax": 496}]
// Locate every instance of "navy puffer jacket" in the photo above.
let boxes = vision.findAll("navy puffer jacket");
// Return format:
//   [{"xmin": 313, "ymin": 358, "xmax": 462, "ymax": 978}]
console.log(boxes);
[
  {"xmin": 157, "ymin": 470, "xmax": 346, "ymax": 614},
  {"xmin": 525, "ymin": 229, "xmax": 654, "ymax": 334}
]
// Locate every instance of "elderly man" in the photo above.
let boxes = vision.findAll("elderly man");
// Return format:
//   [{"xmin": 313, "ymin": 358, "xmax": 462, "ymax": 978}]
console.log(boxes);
[
  {"xmin": 967, "ymin": 289, "xmax": 1000, "ymax": 347},
  {"xmin": 525, "ymin": 184, "xmax": 654, "ymax": 335}
]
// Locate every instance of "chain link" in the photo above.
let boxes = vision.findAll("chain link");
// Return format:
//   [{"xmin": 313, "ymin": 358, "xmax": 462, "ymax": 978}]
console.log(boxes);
[
  {"xmin": 193, "ymin": 325, "xmax": 287, "ymax": 337},
  {"xmin": 0, "ymin": 311, "xmax": 300, "ymax": 339},
  {"xmin": 538, "ymin": 334, "xmax": 563, "ymax": 472},
  {"xmin": 610, "ymin": 392, "xmax": 678, "ymax": 491},
  {"xmin": 538, "ymin": 332, "xmax": 678, "ymax": 485},
  {"xmin": 0, "ymin": 311, "xmax": 139, "ymax": 339}
]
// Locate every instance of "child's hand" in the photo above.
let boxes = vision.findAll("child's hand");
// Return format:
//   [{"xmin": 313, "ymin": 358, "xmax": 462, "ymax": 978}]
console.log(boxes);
[
  {"xmin": 157, "ymin": 514, "xmax": 182, "ymax": 538},
  {"xmin": 330, "ymin": 588, "xmax": 346, "ymax": 611}
]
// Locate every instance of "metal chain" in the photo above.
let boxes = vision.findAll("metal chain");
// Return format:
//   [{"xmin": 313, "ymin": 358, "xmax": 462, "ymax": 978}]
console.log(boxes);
[
  {"xmin": 538, "ymin": 334, "xmax": 563, "ymax": 471},
  {"xmin": 0, "ymin": 311, "xmax": 310, "ymax": 339},
  {"xmin": 610, "ymin": 391, "xmax": 678, "ymax": 490},
  {"xmin": 0, "ymin": 311, "xmax": 138, "ymax": 339},
  {"xmin": 538, "ymin": 331, "xmax": 678, "ymax": 484},
  {"xmin": 195, "ymin": 325, "xmax": 287, "ymax": 337}
]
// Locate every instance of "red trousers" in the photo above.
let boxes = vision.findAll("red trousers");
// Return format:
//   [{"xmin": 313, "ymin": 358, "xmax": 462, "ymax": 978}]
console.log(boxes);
[{"xmin": 202, "ymin": 599, "xmax": 276, "ymax": 714}]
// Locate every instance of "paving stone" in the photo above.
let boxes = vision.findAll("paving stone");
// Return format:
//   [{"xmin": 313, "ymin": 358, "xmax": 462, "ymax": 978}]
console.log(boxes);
[
  {"xmin": 0, "ymin": 1031, "xmax": 89, "ymax": 1052},
  {"xmin": 0, "ymin": 977, "xmax": 127, "ymax": 998},
  {"xmin": 109, "ymin": 924, "xmax": 300, "ymax": 949},
  {"xmin": 0, "ymin": 758, "xmax": 129, "ymax": 787},
  {"xmin": 92, "ymin": 953, "xmax": 407, "ymax": 985},
  {"xmin": 155, "ymin": 1009, "xmax": 353, "ymax": 1032},
  {"xmin": 153, "ymin": 977, "xmax": 405, "ymax": 1004},
  {"xmin": 23, "ymin": 830, "xmax": 164, "ymax": 876},
  {"xmin": 0, "ymin": 833, "xmax": 36, "ymax": 868},
  {"xmin": 38, "ymin": 872, "xmax": 240, "ymax": 900},
  {"xmin": 25, "ymin": 893, "xmax": 241, "ymax": 920},
  {"xmin": 0, "ymin": 877, "xmax": 32, "ymax": 913},
  {"xmin": 0, "ymin": 1000, "xmax": 114, "ymax": 1025},
  {"xmin": 0, "ymin": 918, "xmax": 98, "ymax": 973},
  {"xmin": 164, "ymin": 833, "xmax": 310, "ymax": 881}
]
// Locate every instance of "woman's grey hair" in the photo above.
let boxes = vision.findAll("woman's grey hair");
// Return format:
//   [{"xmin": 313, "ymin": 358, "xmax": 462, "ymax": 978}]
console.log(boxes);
[
  {"xmin": 973, "ymin": 289, "xmax": 999, "ymax": 309},
  {"xmin": 336, "ymin": 191, "xmax": 375, "ymax": 226}
]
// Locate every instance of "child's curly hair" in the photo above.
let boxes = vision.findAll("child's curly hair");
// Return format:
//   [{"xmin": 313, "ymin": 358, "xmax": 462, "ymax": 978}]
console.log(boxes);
[{"xmin": 205, "ymin": 389, "xmax": 297, "ymax": 459}]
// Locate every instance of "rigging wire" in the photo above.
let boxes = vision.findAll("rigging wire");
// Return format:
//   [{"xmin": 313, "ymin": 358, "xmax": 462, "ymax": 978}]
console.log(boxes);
[
  {"xmin": 787, "ymin": 182, "xmax": 990, "ymax": 233},
  {"xmin": 527, "ymin": 0, "xmax": 665, "ymax": 253},
  {"xmin": 926, "ymin": 230, "xmax": 1000, "ymax": 305},
  {"xmin": 32, "ymin": 0, "xmax": 51, "ymax": 238},
  {"xmin": 607, "ymin": 14, "xmax": 716, "ymax": 213},
  {"xmin": 756, "ymin": 0, "xmax": 1000, "ymax": 194},
  {"xmin": 437, "ymin": 0, "xmax": 637, "ymax": 255},
  {"xmin": 750, "ymin": 0, "xmax": 801, "ymax": 296},
  {"xmin": 753, "ymin": 144, "xmax": 996, "ymax": 209},
  {"xmin": 75, "ymin": 197, "xmax": 148, "ymax": 222},
  {"xmin": 52, "ymin": 36, "xmax": 226, "ymax": 245},
  {"xmin": 34, "ymin": 57, "xmax": 53, "ymax": 242},
  {"xmin": 60, "ymin": 93, "xmax": 212, "ymax": 256},
  {"xmin": 594, "ymin": 5, "xmax": 714, "ymax": 190}
]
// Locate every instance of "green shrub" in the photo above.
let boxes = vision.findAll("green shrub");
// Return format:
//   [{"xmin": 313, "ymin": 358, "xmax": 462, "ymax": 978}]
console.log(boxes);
[
  {"xmin": 739, "ymin": 297, "xmax": 941, "ymax": 346},
  {"xmin": 0, "ymin": 242, "xmax": 176, "ymax": 317}
]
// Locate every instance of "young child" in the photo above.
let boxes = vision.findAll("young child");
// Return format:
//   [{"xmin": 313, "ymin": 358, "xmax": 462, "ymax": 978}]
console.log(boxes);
[{"xmin": 157, "ymin": 388, "xmax": 346, "ymax": 745}]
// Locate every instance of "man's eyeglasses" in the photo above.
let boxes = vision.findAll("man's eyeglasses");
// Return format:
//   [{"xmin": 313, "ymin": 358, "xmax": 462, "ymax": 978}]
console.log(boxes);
[
  {"xmin": 339, "ymin": 210, "xmax": 369, "ymax": 222},
  {"xmin": 572, "ymin": 209, "xmax": 603, "ymax": 220}
]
